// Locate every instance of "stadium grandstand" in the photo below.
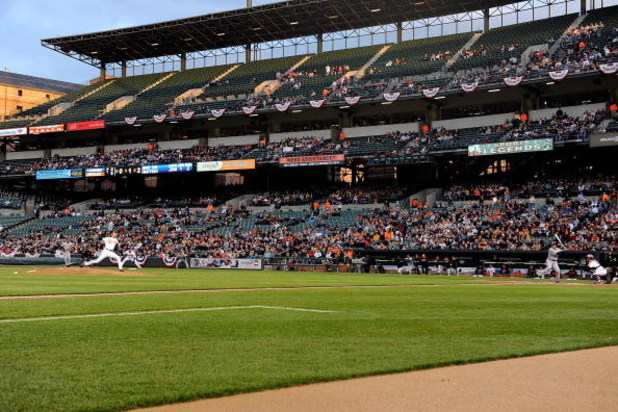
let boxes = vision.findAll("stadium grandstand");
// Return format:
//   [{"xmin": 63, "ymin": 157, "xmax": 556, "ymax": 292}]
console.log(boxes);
[{"xmin": 0, "ymin": 0, "xmax": 615, "ymax": 279}]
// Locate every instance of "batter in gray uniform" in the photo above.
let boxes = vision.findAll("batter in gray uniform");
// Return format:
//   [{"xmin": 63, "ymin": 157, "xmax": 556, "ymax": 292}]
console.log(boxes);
[
  {"xmin": 541, "ymin": 242, "xmax": 563, "ymax": 281},
  {"xmin": 60, "ymin": 236, "xmax": 74, "ymax": 267}
]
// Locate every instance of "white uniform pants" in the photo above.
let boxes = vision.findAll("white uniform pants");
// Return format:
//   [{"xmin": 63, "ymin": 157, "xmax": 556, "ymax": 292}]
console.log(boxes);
[
  {"xmin": 120, "ymin": 256, "xmax": 143, "ymax": 270},
  {"xmin": 398, "ymin": 264, "xmax": 414, "ymax": 275},
  {"xmin": 63, "ymin": 251, "xmax": 71, "ymax": 266},
  {"xmin": 542, "ymin": 260, "xmax": 560, "ymax": 279},
  {"xmin": 593, "ymin": 267, "xmax": 608, "ymax": 281},
  {"xmin": 84, "ymin": 249, "xmax": 123, "ymax": 270}
]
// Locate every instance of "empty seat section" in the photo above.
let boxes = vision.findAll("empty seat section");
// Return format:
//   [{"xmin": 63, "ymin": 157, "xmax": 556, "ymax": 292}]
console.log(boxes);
[
  {"xmin": 101, "ymin": 65, "xmax": 233, "ymax": 122},
  {"xmin": 33, "ymin": 73, "xmax": 167, "ymax": 125},
  {"xmin": 199, "ymin": 55, "xmax": 304, "ymax": 99}
]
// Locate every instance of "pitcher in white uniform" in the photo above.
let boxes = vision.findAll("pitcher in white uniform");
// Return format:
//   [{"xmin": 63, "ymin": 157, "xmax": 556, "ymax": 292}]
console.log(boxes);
[{"xmin": 83, "ymin": 232, "xmax": 124, "ymax": 271}]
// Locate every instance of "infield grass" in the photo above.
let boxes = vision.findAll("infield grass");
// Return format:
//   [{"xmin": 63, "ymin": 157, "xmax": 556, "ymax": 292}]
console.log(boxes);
[{"xmin": 0, "ymin": 268, "xmax": 616, "ymax": 411}]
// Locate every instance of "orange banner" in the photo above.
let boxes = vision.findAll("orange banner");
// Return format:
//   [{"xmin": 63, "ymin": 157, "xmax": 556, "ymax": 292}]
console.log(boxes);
[
  {"xmin": 197, "ymin": 159, "xmax": 256, "ymax": 172},
  {"xmin": 29, "ymin": 124, "xmax": 65, "ymax": 135},
  {"xmin": 279, "ymin": 154, "xmax": 345, "ymax": 167}
]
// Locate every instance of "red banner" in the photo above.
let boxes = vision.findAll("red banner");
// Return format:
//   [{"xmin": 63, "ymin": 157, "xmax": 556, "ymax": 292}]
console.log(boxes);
[
  {"xmin": 66, "ymin": 120, "xmax": 106, "ymax": 132},
  {"xmin": 279, "ymin": 154, "xmax": 345, "ymax": 167},
  {"xmin": 29, "ymin": 124, "xmax": 65, "ymax": 135}
]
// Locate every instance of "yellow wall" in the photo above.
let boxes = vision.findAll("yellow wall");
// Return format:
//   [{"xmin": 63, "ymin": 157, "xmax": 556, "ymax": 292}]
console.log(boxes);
[{"xmin": 0, "ymin": 84, "xmax": 65, "ymax": 120}]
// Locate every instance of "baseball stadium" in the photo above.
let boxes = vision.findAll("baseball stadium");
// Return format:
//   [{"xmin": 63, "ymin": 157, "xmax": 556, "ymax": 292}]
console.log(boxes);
[{"xmin": 0, "ymin": 0, "xmax": 617, "ymax": 410}]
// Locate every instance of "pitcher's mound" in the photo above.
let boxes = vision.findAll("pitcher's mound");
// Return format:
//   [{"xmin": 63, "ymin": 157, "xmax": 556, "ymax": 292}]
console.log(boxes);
[{"xmin": 22, "ymin": 267, "xmax": 149, "ymax": 276}]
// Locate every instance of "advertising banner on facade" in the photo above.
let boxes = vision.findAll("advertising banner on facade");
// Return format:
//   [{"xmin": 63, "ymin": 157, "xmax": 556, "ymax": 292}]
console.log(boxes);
[
  {"xmin": 279, "ymin": 154, "xmax": 345, "ymax": 167},
  {"xmin": 468, "ymin": 138, "xmax": 553, "ymax": 157},
  {"xmin": 66, "ymin": 120, "xmax": 106, "ymax": 132},
  {"xmin": 189, "ymin": 258, "xmax": 262, "ymax": 270},
  {"xmin": 141, "ymin": 163, "xmax": 194, "ymax": 175},
  {"xmin": 196, "ymin": 159, "xmax": 256, "ymax": 172},
  {"xmin": 0, "ymin": 127, "xmax": 27, "ymax": 137},
  {"xmin": 589, "ymin": 135, "xmax": 618, "ymax": 148},
  {"xmin": 29, "ymin": 124, "xmax": 65, "ymax": 135},
  {"xmin": 36, "ymin": 169, "xmax": 83, "ymax": 180},
  {"xmin": 84, "ymin": 168, "xmax": 107, "ymax": 177}
]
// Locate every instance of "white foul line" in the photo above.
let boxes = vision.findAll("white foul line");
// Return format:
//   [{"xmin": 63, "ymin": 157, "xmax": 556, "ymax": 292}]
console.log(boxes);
[{"xmin": 0, "ymin": 305, "xmax": 337, "ymax": 324}]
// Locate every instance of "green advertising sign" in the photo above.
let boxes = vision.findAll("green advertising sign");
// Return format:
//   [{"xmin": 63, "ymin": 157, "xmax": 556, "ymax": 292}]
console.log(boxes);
[{"xmin": 468, "ymin": 138, "xmax": 554, "ymax": 157}]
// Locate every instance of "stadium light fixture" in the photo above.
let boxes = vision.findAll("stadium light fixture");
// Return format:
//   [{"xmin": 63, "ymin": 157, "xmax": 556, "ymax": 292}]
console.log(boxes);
[
  {"xmin": 118, "ymin": 47, "xmax": 128, "ymax": 51},
  {"xmin": 371, "ymin": 8, "xmax": 381, "ymax": 12},
  {"xmin": 151, "ymin": 42, "xmax": 159, "ymax": 47},
  {"xmin": 339, "ymin": 105, "xmax": 350, "ymax": 109},
  {"xmin": 435, "ymin": 96, "xmax": 446, "ymax": 100},
  {"xmin": 217, "ymin": 32, "xmax": 226, "ymax": 37},
  {"xmin": 292, "ymin": 109, "xmax": 302, "ymax": 113},
  {"xmin": 133, "ymin": 124, "xmax": 142, "ymax": 127},
  {"xmin": 182, "ymin": 37, "xmax": 193, "ymax": 41},
  {"xmin": 289, "ymin": 21, "xmax": 299, "ymax": 25},
  {"xmin": 546, "ymin": 81, "xmax": 555, "ymax": 85},
  {"xmin": 91, "ymin": 51, "xmax": 98, "ymax": 55},
  {"xmin": 169, "ymin": 120, "xmax": 179, "ymax": 124},
  {"xmin": 328, "ymin": 15, "xmax": 340, "ymax": 19},
  {"xmin": 208, "ymin": 118, "xmax": 217, "ymax": 121},
  {"xmin": 413, "ymin": 1, "xmax": 425, "ymax": 5},
  {"xmin": 488, "ymin": 89, "xmax": 501, "ymax": 93},
  {"xmin": 381, "ymin": 102, "xmax": 393, "ymax": 105},
  {"xmin": 251, "ymin": 27, "xmax": 262, "ymax": 31},
  {"xmin": 249, "ymin": 113, "xmax": 259, "ymax": 117}
]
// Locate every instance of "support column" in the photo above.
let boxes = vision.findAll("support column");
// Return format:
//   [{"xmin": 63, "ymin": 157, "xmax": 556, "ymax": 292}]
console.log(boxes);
[
  {"xmin": 247, "ymin": 0, "xmax": 252, "ymax": 7},
  {"xmin": 180, "ymin": 53, "xmax": 187, "ymax": 72},
  {"xmin": 425, "ymin": 104, "xmax": 439, "ymax": 124},
  {"xmin": 521, "ymin": 94, "xmax": 535, "ymax": 114},
  {"xmin": 396, "ymin": 22, "xmax": 403, "ymax": 44},
  {"xmin": 99, "ymin": 62, "xmax": 106, "ymax": 82},
  {"xmin": 483, "ymin": 8, "xmax": 490, "ymax": 33},
  {"xmin": 245, "ymin": 45, "xmax": 252, "ymax": 63},
  {"xmin": 317, "ymin": 33, "xmax": 323, "ymax": 54},
  {"xmin": 580, "ymin": 0, "xmax": 587, "ymax": 15},
  {"xmin": 121, "ymin": 61, "xmax": 127, "ymax": 78},
  {"xmin": 339, "ymin": 111, "xmax": 352, "ymax": 128},
  {"xmin": 269, "ymin": 122, "xmax": 282, "ymax": 133},
  {"xmin": 611, "ymin": 88, "xmax": 618, "ymax": 106}
]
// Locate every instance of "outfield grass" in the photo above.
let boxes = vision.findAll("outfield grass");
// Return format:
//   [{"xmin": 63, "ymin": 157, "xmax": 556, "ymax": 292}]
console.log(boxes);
[
  {"xmin": 0, "ymin": 269, "xmax": 616, "ymax": 411},
  {"xmin": 0, "ymin": 267, "xmax": 482, "ymax": 296}
]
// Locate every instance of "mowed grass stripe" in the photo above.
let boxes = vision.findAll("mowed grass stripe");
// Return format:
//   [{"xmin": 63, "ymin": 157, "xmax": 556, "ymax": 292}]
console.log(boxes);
[{"xmin": 0, "ymin": 268, "xmax": 496, "ymax": 296}]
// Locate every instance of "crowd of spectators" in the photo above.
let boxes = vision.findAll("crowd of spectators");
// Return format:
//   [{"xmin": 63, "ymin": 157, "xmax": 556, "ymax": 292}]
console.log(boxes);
[
  {"xmin": 500, "ymin": 109, "xmax": 604, "ymax": 142},
  {"xmin": 0, "ymin": 175, "xmax": 615, "ymax": 261},
  {"xmin": 0, "ymin": 190, "xmax": 26, "ymax": 209},
  {"xmin": 249, "ymin": 185, "xmax": 408, "ymax": 208},
  {"xmin": 24, "ymin": 144, "xmax": 256, "ymax": 172},
  {"xmin": 441, "ymin": 177, "xmax": 616, "ymax": 203}
]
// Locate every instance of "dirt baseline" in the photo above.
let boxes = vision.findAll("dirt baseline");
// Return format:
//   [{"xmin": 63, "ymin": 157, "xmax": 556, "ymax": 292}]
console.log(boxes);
[
  {"xmin": 134, "ymin": 346, "xmax": 618, "ymax": 412},
  {"xmin": 17, "ymin": 267, "xmax": 149, "ymax": 276}
]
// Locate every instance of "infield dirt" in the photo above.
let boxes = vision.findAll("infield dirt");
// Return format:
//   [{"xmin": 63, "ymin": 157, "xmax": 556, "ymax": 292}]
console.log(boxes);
[{"xmin": 134, "ymin": 346, "xmax": 618, "ymax": 412}]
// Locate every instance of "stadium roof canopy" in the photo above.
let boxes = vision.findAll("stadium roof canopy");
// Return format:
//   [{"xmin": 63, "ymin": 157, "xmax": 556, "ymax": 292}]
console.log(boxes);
[{"xmin": 42, "ymin": 0, "xmax": 516, "ymax": 67}]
